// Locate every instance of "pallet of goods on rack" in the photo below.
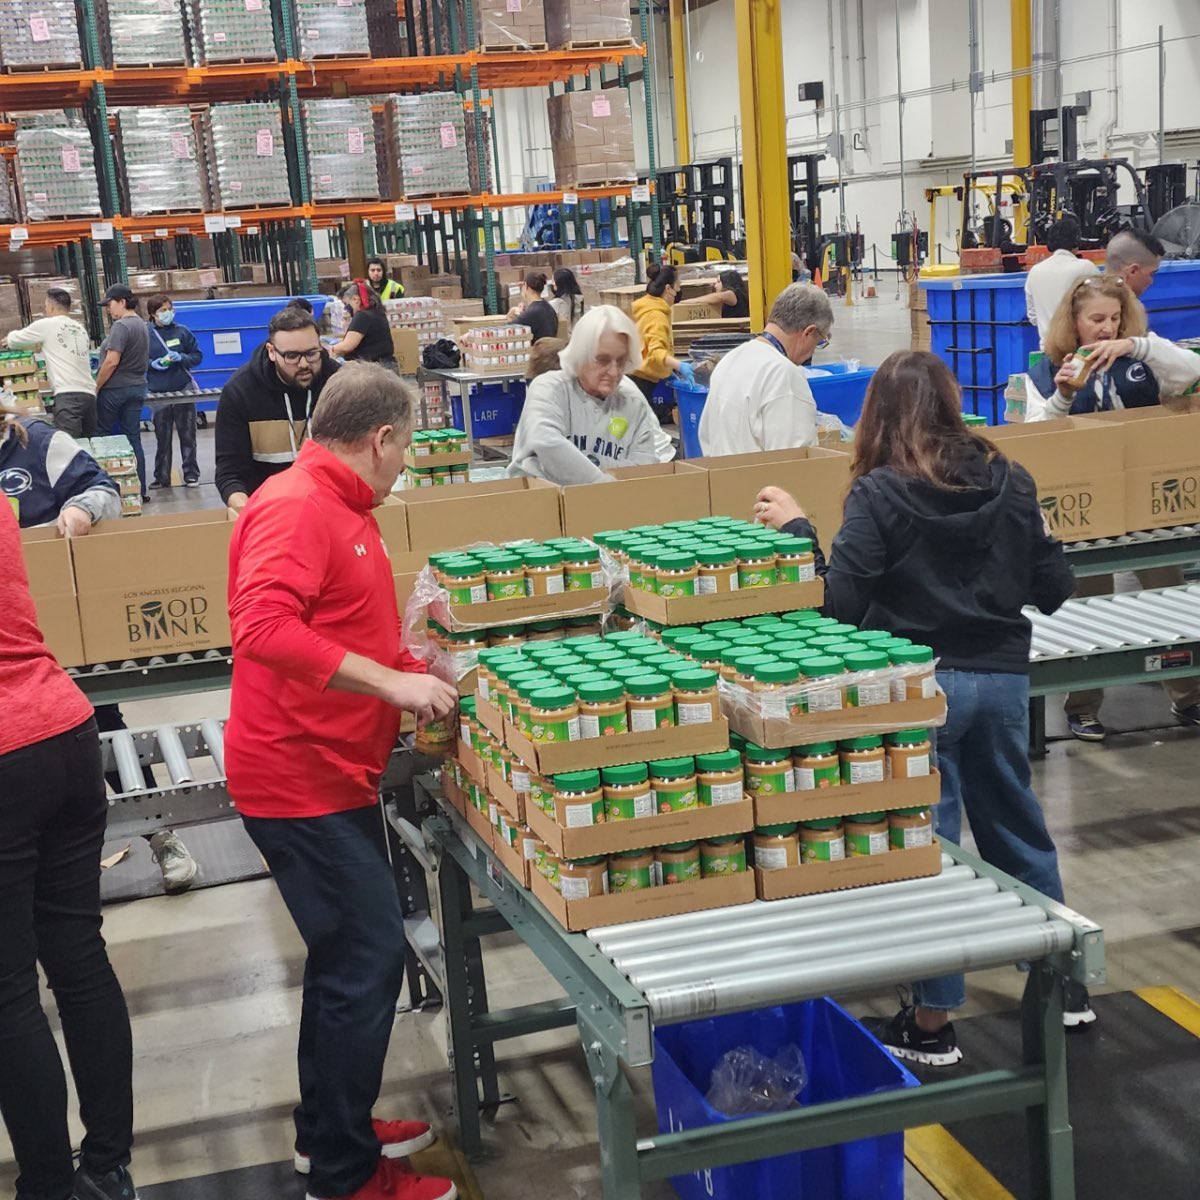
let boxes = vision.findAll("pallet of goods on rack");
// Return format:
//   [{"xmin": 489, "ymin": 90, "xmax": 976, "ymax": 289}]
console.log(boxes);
[
  {"xmin": 295, "ymin": 0, "xmax": 371, "ymax": 59},
  {"xmin": 186, "ymin": 0, "xmax": 279, "ymax": 66},
  {"xmin": 202, "ymin": 102, "xmax": 292, "ymax": 210},
  {"xmin": 12, "ymin": 112, "xmax": 103, "ymax": 222},
  {"xmin": 114, "ymin": 105, "xmax": 206, "ymax": 217},
  {"xmin": 475, "ymin": 0, "xmax": 547, "ymax": 52},
  {"xmin": 0, "ymin": 1, "xmax": 83, "ymax": 72},
  {"xmin": 303, "ymin": 98, "xmax": 380, "ymax": 204},
  {"xmin": 99, "ymin": 0, "xmax": 190, "ymax": 68},
  {"xmin": 545, "ymin": 0, "xmax": 636, "ymax": 50},
  {"xmin": 384, "ymin": 92, "xmax": 472, "ymax": 201},
  {"xmin": 547, "ymin": 89, "xmax": 637, "ymax": 189}
]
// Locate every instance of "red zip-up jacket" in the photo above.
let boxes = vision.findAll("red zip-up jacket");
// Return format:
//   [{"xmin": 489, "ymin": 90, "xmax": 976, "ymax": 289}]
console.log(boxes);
[{"xmin": 226, "ymin": 440, "xmax": 425, "ymax": 818}]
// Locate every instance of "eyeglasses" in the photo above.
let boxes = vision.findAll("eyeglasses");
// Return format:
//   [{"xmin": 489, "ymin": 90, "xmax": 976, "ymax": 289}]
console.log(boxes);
[
  {"xmin": 591, "ymin": 354, "xmax": 630, "ymax": 373},
  {"xmin": 816, "ymin": 333, "xmax": 832, "ymax": 349},
  {"xmin": 273, "ymin": 347, "xmax": 323, "ymax": 365}
]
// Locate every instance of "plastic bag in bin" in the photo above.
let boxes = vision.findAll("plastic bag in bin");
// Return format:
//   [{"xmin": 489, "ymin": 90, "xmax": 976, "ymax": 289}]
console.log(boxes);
[{"xmin": 704, "ymin": 1043, "xmax": 808, "ymax": 1115}]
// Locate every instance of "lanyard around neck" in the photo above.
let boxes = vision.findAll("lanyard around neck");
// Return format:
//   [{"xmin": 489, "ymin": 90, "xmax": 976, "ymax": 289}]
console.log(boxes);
[{"xmin": 759, "ymin": 331, "xmax": 789, "ymax": 358}]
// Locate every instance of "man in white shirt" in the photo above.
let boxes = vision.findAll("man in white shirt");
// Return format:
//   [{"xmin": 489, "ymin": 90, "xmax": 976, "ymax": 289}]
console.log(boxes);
[
  {"xmin": 3, "ymin": 288, "xmax": 96, "ymax": 438},
  {"xmin": 1024, "ymin": 215, "xmax": 1100, "ymax": 343},
  {"xmin": 698, "ymin": 283, "xmax": 832, "ymax": 457}
]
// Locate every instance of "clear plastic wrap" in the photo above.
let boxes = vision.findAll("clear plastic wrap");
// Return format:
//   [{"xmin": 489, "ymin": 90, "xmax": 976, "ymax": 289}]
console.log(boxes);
[
  {"xmin": 115, "ymin": 106, "xmax": 205, "ymax": 216},
  {"xmin": 705, "ymin": 1044, "xmax": 807, "ymax": 1115},
  {"xmin": 476, "ymin": 0, "xmax": 546, "ymax": 50},
  {"xmin": 0, "ymin": 1, "xmax": 82, "ymax": 69},
  {"xmin": 187, "ymin": 0, "xmax": 278, "ymax": 65},
  {"xmin": 296, "ymin": 0, "xmax": 369, "ymax": 59},
  {"xmin": 575, "ymin": 256, "xmax": 637, "ymax": 314},
  {"xmin": 547, "ymin": 91, "xmax": 637, "ymax": 189},
  {"xmin": 545, "ymin": 0, "xmax": 635, "ymax": 49},
  {"xmin": 203, "ymin": 102, "xmax": 292, "ymax": 209},
  {"xmin": 14, "ymin": 112, "xmax": 103, "ymax": 222},
  {"xmin": 0, "ymin": 159, "xmax": 17, "ymax": 222},
  {"xmin": 385, "ymin": 93, "xmax": 471, "ymax": 200},
  {"xmin": 302, "ymin": 98, "xmax": 379, "ymax": 203},
  {"xmin": 102, "ymin": 0, "xmax": 188, "ymax": 67}
]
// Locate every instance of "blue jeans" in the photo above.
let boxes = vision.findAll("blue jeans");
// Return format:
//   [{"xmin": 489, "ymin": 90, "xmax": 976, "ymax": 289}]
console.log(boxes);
[
  {"xmin": 97, "ymin": 385, "xmax": 148, "ymax": 497},
  {"xmin": 242, "ymin": 805, "xmax": 407, "ymax": 1200},
  {"xmin": 913, "ymin": 669, "xmax": 1065, "ymax": 1013}
]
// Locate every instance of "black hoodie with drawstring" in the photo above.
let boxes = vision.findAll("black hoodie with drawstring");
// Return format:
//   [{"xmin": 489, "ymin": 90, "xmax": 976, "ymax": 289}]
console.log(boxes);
[{"xmin": 784, "ymin": 441, "xmax": 1076, "ymax": 674}]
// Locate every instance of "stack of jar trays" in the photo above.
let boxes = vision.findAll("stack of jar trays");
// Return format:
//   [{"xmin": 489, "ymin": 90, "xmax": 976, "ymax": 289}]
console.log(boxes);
[
  {"xmin": 402, "ymin": 428, "xmax": 471, "ymax": 483},
  {"xmin": 593, "ymin": 517, "xmax": 824, "ymax": 623},
  {"xmin": 77, "ymin": 437, "xmax": 143, "ymax": 516}
]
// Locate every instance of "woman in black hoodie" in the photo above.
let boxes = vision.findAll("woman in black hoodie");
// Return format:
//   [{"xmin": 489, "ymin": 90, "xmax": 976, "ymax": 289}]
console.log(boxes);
[{"xmin": 756, "ymin": 350, "xmax": 1088, "ymax": 1065}]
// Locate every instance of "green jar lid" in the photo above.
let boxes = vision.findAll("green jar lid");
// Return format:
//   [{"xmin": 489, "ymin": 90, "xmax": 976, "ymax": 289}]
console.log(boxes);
[
  {"xmin": 648, "ymin": 756, "xmax": 695, "ymax": 778},
  {"xmin": 479, "ymin": 647, "xmax": 523, "ymax": 666},
  {"xmin": 703, "ymin": 834, "xmax": 744, "ymax": 846},
  {"xmin": 720, "ymin": 646, "xmax": 749, "ymax": 668},
  {"xmin": 781, "ymin": 609, "xmax": 823, "ymax": 626},
  {"xmin": 564, "ymin": 615, "xmax": 601, "ymax": 630},
  {"xmin": 822, "ymin": 623, "xmax": 858, "ymax": 636},
  {"xmin": 441, "ymin": 558, "xmax": 483, "ymax": 578},
  {"xmin": 583, "ymin": 646, "xmax": 627, "ymax": 662},
  {"xmin": 562, "ymin": 635, "xmax": 603, "ymax": 650},
  {"xmin": 604, "ymin": 630, "xmax": 645, "ymax": 644},
  {"xmin": 559, "ymin": 668, "xmax": 599, "ymax": 688},
  {"xmin": 527, "ymin": 619, "xmax": 564, "ymax": 633},
  {"xmin": 696, "ymin": 749, "xmax": 742, "ymax": 772},
  {"xmin": 730, "ymin": 731, "xmax": 747, "ymax": 750},
  {"xmin": 626, "ymin": 672, "xmax": 671, "ymax": 697},
  {"xmin": 777, "ymin": 536, "xmax": 813, "ymax": 554},
  {"xmin": 626, "ymin": 641, "xmax": 666, "ymax": 659},
  {"xmin": 848, "ymin": 630, "xmax": 893, "ymax": 645},
  {"xmin": 525, "ymin": 642, "xmax": 568, "ymax": 659},
  {"xmin": 843, "ymin": 649, "xmax": 889, "ymax": 672},
  {"xmin": 695, "ymin": 546, "xmax": 736, "ymax": 566},
  {"xmin": 489, "ymin": 625, "xmax": 526, "ymax": 638},
  {"xmin": 628, "ymin": 524, "xmax": 662, "ymax": 536},
  {"xmin": 480, "ymin": 550, "xmax": 522, "ymax": 571},
  {"xmin": 797, "ymin": 655, "xmax": 844, "ymax": 678},
  {"xmin": 735, "ymin": 541, "xmax": 775, "ymax": 558},
  {"xmin": 743, "ymin": 742, "xmax": 790, "ymax": 763},
  {"xmin": 743, "ymin": 615, "xmax": 782, "ymax": 629},
  {"xmin": 657, "ymin": 550, "xmax": 697, "ymax": 571},
  {"xmin": 689, "ymin": 638, "xmax": 728, "ymax": 661},
  {"xmin": 602, "ymin": 762, "xmax": 650, "ymax": 785},
  {"xmin": 702, "ymin": 620, "xmax": 742, "ymax": 634},
  {"xmin": 513, "ymin": 676, "xmax": 547, "ymax": 700},
  {"xmin": 578, "ymin": 678, "xmax": 625, "ymax": 703},
  {"xmin": 724, "ymin": 630, "xmax": 763, "ymax": 647},
  {"xmin": 660, "ymin": 625, "xmax": 701, "ymax": 648},
  {"xmin": 776, "ymin": 627, "xmax": 812, "ymax": 644},
  {"xmin": 459, "ymin": 695, "xmax": 477, "ymax": 715},
  {"xmin": 892, "ymin": 806, "xmax": 931, "ymax": 817},
  {"xmin": 673, "ymin": 667, "xmax": 719, "ymax": 690},
  {"xmin": 755, "ymin": 822, "xmax": 799, "ymax": 835},
  {"xmin": 886, "ymin": 729, "xmax": 931, "ymax": 745},
  {"xmin": 528, "ymin": 686, "xmax": 576, "ymax": 710},
  {"xmin": 522, "ymin": 546, "xmax": 562, "ymax": 568},
  {"xmin": 564, "ymin": 854, "xmax": 607, "ymax": 866},
  {"xmin": 590, "ymin": 530, "xmax": 625, "ymax": 548},
  {"xmin": 776, "ymin": 645, "xmax": 821, "ymax": 666},
  {"xmin": 800, "ymin": 817, "xmax": 842, "ymax": 831},
  {"xmin": 611, "ymin": 664, "xmax": 653, "ymax": 684},
  {"xmin": 732, "ymin": 652, "xmax": 777, "ymax": 674},
  {"xmin": 841, "ymin": 734, "xmax": 884, "ymax": 750},
  {"xmin": 755, "ymin": 661, "xmax": 800, "ymax": 684},
  {"xmin": 794, "ymin": 741, "xmax": 838, "ymax": 755},
  {"xmin": 892, "ymin": 645, "xmax": 935, "ymax": 665},
  {"xmin": 806, "ymin": 635, "xmax": 846, "ymax": 651},
  {"xmin": 846, "ymin": 811, "xmax": 886, "ymax": 823},
  {"xmin": 538, "ymin": 653, "xmax": 577, "ymax": 670},
  {"xmin": 660, "ymin": 840, "xmax": 699, "ymax": 851},
  {"xmin": 554, "ymin": 769, "xmax": 602, "ymax": 791}
]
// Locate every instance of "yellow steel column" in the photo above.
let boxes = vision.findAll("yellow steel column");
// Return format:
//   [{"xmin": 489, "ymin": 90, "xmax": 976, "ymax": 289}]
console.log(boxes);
[
  {"xmin": 1011, "ymin": 0, "xmax": 1032, "ymax": 167},
  {"xmin": 735, "ymin": 0, "xmax": 791, "ymax": 329},
  {"xmin": 669, "ymin": 0, "xmax": 691, "ymax": 164}
]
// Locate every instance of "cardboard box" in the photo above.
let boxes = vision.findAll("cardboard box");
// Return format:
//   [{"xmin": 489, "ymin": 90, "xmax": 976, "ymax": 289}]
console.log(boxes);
[
  {"xmin": 20, "ymin": 527, "xmax": 85, "ymax": 668},
  {"xmin": 375, "ymin": 496, "xmax": 412, "ymax": 554},
  {"xmin": 433, "ymin": 587, "xmax": 609, "ymax": 633},
  {"xmin": 430, "ymin": 284, "xmax": 463, "ymax": 301},
  {"xmin": 691, "ymin": 448, "xmax": 852, "ymax": 544},
  {"xmin": 1082, "ymin": 405, "xmax": 1200, "ymax": 532},
  {"xmin": 70, "ymin": 511, "xmax": 233, "ymax": 664},
  {"xmin": 491, "ymin": 823, "xmax": 533, "ymax": 887},
  {"xmin": 463, "ymin": 789, "xmax": 497, "ymax": 846},
  {"xmin": 486, "ymin": 764, "xmax": 525, "ymax": 824},
  {"xmin": 754, "ymin": 841, "xmax": 942, "ymax": 901},
  {"xmin": 403, "ymin": 447, "xmax": 473, "ymax": 471},
  {"xmin": 395, "ymin": 477, "xmax": 563, "ymax": 554},
  {"xmin": 456, "ymin": 738, "xmax": 488, "ymax": 788},
  {"xmin": 526, "ymin": 791, "xmax": 753, "ymax": 861},
  {"xmin": 621, "ymin": 580, "xmax": 824, "ymax": 626},
  {"xmin": 751, "ymin": 772, "xmax": 940, "ymax": 826},
  {"xmin": 727, "ymin": 694, "xmax": 948, "ymax": 751},
  {"xmin": 559, "ymin": 463, "xmax": 711, "ymax": 537},
  {"xmin": 985, "ymin": 417, "xmax": 1126, "ymax": 541},
  {"xmin": 531, "ymin": 861, "xmax": 756, "ymax": 932},
  {"xmin": 442, "ymin": 769, "xmax": 469, "ymax": 816},
  {"xmin": 390, "ymin": 328, "xmax": 422, "ymax": 376},
  {"xmin": 392, "ymin": 549, "xmax": 428, "ymax": 621}
]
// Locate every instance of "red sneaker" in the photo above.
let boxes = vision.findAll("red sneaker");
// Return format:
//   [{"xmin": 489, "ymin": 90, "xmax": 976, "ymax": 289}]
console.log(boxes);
[
  {"xmin": 295, "ymin": 1119, "xmax": 437, "ymax": 1174},
  {"xmin": 306, "ymin": 1157, "xmax": 456, "ymax": 1200}
]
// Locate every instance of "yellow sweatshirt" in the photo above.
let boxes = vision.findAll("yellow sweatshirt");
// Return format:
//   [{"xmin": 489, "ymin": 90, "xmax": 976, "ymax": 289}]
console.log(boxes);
[{"xmin": 631, "ymin": 294, "xmax": 674, "ymax": 384}]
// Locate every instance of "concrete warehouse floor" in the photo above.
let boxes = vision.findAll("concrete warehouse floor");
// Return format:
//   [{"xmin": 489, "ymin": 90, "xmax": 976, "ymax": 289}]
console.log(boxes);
[{"xmin": 5, "ymin": 287, "xmax": 1198, "ymax": 1198}]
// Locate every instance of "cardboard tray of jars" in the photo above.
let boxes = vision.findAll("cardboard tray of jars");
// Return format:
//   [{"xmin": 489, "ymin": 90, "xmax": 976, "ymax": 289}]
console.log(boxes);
[
  {"xmin": 620, "ymin": 581, "xmax": 825, "ymax": 625},
  {"xmin": 754, "ymin": 841, "xmax": 943, "ymax": 901},
  {"xmin": 430, "ymin": 588, "xmax": 611, "ymax": 633},
  {"xmin": 749, "ymin": 771, "xmax": 941, "ymax": 827}
]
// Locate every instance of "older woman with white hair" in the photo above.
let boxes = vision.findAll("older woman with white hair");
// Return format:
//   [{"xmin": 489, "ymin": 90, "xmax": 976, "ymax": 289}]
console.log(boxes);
[{"xmin": 508, "ymin": 305, "xmax": 663, "ymax": 484}]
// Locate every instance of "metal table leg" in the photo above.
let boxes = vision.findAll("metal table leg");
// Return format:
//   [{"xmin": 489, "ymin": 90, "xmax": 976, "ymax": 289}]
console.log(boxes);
[
  {"xmin": 1029, "ymin": 696, "xmax": 1048, "ymax": 758},
  {"xmin": 580, "ymin": 1010, "xmax": 643, "ymax": 1200},
  {"xmin": 1022, "ymin": 964, "xmax": 1075, "ymax": 1199}
]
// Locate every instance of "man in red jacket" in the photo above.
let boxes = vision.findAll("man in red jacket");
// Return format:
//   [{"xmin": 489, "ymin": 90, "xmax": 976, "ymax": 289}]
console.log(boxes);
[{"xmin": 227, "ymin": 363, "xmax": 458, "ymax": 1200}]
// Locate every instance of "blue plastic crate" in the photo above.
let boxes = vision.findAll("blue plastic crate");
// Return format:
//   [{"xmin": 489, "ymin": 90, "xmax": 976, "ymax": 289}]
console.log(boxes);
[
  {"xmin": 807, "ymin": 363, "xmax": 877, "ymax": 427},
  {"xmin": 1140, "ymin": 260, "xmax": 1200, "ymax": 342},
  {"xmin": 450, "ymin": 380, "xmax": 525, "ymax": 439},
  {"xmin": 653, "ymin": 997, "xmax": 919, "ymax": 1200},
  {"xmin": 672, "ymin": 379, "xmax": 708, "ymax": 458}
]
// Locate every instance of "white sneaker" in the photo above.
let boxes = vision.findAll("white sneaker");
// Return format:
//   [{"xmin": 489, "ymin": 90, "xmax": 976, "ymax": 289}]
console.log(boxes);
[{"xmin": 149, "ymin": 830, "xmax": 198, "ymax": 893}]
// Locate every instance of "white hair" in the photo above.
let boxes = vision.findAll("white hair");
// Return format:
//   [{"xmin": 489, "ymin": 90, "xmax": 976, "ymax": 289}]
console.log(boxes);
[{"xmin": 558, "ymin": 304, "xmax": 643, "ymax": 378}]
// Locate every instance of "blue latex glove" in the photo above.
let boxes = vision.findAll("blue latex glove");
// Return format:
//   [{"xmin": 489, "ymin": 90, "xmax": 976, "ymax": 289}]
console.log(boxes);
[
  {"xmin": 675, "ymin": 361, "xmax": 697, "ymax": 384},
  {"xmin": 149, "ymin": 356, "xmax": 170, "ymax": 371},
  {"xmin": 166, "ymin": 350, "xmax": 182, "ymax": 364}
]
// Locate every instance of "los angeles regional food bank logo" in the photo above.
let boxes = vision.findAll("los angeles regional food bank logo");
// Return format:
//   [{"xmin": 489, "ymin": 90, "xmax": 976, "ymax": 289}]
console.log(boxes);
[
  {"xmin": 1039, "ymin": 490, "xmax": 1093, "ymax": 533},
  {"xmin": 125, "ymin": 587, "xmax": 210, "ymax": 644}
]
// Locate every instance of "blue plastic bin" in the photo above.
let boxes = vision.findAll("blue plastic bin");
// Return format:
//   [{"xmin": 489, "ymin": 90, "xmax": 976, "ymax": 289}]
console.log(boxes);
[
  {"xmin": 672, "ymin": 379, "xmax": 709, "ymax": 458},
  {"xmin": 653, "ymin": 997, "xmax": 919, "ymax": 1200},
  {"xmin": 807, "ymin": 363, "xmax": 877, "ymax": 427},
  {"xmin": 450, "ymin": 380, "xmax": 526, "ymax": 439},
  {"xmin": 1138, "ymin": 260, "xmax": 1200, "ymax": 342}
]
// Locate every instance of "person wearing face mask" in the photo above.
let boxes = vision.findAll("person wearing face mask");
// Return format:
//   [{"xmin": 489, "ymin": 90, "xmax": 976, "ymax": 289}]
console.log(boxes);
[
  {"xmin": 215, "ymin": 304, "xmax": 341, "ymax": 511},
  {"xmin": 508, "ymin": 305, "xmax": 661, "ymax": 484},
  {"xmin": 697, "ymin": 283, "xmax": 833, "ymax": 456},
  {"xmin": 629, "ymin": 263, "xmax": 694, "ymax": 406},
  {"xmin": 145, "ymin": 294, "xmax": 204, "ymax": 489}
]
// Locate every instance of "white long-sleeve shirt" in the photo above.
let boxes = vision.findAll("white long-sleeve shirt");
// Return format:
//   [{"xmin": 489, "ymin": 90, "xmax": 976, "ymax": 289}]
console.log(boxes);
[
  {"xmin": 698, "ymin": 338, "xmax": 817, "ymax": 457},
  {"xmin": 1024, "ymin": 250, "xmax": 1101, "ymax": 343},
  {"xmin": 6, "ymin": 315, "xmax": 94, "ymax": 397}
]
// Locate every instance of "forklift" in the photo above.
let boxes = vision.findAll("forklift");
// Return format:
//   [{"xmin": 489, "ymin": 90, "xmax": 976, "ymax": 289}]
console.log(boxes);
[{"xmin": 656, "ymin": 157, "xmax": 738, "ymax": 264}]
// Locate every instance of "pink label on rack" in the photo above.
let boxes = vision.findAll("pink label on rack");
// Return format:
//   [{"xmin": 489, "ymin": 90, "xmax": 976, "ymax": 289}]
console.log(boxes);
[
  {"xmin": 319, "ymin": 174, "xmax": 332, "ymax": 184},
  {"xmin": 33, "ymin": 192, "xmax": 48, "ymax": 202},
  {"xmin": 308, "ymin": 28, "xmax": 320, "ymax": 39},
  {"xmin": 506, "ymin": 0, "xmax": 522, "ymax": 11},
  {"xmin": 244, "ymin": 0, "xmax": 263, "ymax": 10},
  {"xmin": 347, "ymin": 127, "xmax": 365, "ymax": 154},
  {"xmin": 61, "ymin": 146, "xmax": 81, "ymax": 173},
  {"xmin": 256, "ymin": 129, "xmax": 274, "ymax": 156},
  {"xmin": 200, "ymin": 271, "xmax": 219, "ymax": 285},
  {"xmin": 29, "ymin": 16, "xmax": 52, "ymax": 42},
  {"xmin": 213, "ymin": 30, "xmax": 227, "ymax": 41},
  {"xmin": 591, "ymin": 95, "xmax": 611, "ymax": 118},
  {"xmin": 171, "ymin": 132, "xmax": 190, "ymax": 158},
  {"xmin": 439, "ymin": 123, "xmax": 457, "ymax": 148},
  {"xmin": 412, "ymin": 164, "xmax": 424, "ymax": 174},
  {"xmin": 230, "ymin": 179, "xmax": 243, "ymax": 191},
  {"xmin": 336, "ymin": 0, "xmax": 353, "ymax": 6}
]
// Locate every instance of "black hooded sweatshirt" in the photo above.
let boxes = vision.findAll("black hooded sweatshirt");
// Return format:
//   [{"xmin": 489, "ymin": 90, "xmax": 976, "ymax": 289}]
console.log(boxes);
[
  {"xmin": 214, "ymin": 342, "xmax": 340, "ymax": 504},
  {"xmin": 784, "ymin": 441, "xmax": 1075, "ymax": 673}
]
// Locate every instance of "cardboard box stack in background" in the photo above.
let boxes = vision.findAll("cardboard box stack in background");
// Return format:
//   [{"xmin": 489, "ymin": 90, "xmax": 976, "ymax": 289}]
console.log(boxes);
[
  {"xmin": 127, "ymin": 269, "xmax": 169, "ymax": 294},
  {"xmin": 303, "ymin": 99, "xmax": 380, "ymax": 203},
  {"xmin": 461, "ymin": 325, "xmax": 532, "ymax": 375},
  {"xmin": 100, "ymin": 0, "xmax": 189, "ymax": 66},
  {"xmin": 14, "ymin": 112, "xmax": 103, "ymax": 222},
  {"xmin": 295, "ymin": 0, "xmax": 370, "ymax": 58},
  {"xmin": 0, "ymin": 282, "xmax": 23, "ymax": 331},
  {"xmin": 909, "ymin": 277, "xmax": 930, "ymax": 351},
  {"xmin": 115, "ymin": 107, "xmax": 205, "ymax": 216},
  {"xmin": 0, "ymin": 1, "xmax": 82, "ymax": 68},
  {"xmin": 545, "ymin": 0, "xmax": 635, "ymax": 47},
  {"xmin": 202, "ymin": 102, "xmax": 293, "ymax": 209},
  {"xmin": 384, "ymin": 297, "xmax": 445, "ymax": 357},
  {"xmin": 187, "ymin": 0, "xmax": 278, "ymax": 64},
  {"xmin": 386, "ymin": 93, "xmax": 472, "ymax": 199},
  {"xmin": 79, "ymin": 436, "xmax": 144, "ymax": 516},
  {"xmin": 476, "ymin": 0, "xmax": 546, "ymax": 50},
  {"xmin": 21, "ymin": 275, "xmax": 83, "ymax": 323},
  {"xmin": 547, "ymin": 90, "xmax": 637, "ymax": 188}
]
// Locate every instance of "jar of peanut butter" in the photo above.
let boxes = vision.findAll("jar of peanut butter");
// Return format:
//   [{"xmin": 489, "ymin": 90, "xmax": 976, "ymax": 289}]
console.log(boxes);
[
  {"xmin": 736, "ymin": 543, "xmax": 777, "ymax": 589},
  {"xmin": 655, "ymin": 841, "xmax": 702, "ymax": 885},
  {"xmin": 528, "ymin": 774, "xmax": 553, "ymax": 814},
  {"xmin": 602, "ymin": 762, "xmax": 654, "ymax": 821},
  {"xmin": 482, "ymin": 550, "xmax": 526, "ymax": 601},
  {"xmin": 844, "ymin": 811, "xmax": 890, "ymax": 856},
  {"xmin": 520, "ymin": 826, "xmax": 541, "ymax": 864},
  {"xmin": 510, "ymin": 757, "xmax": 532, "ymax": 796},
  {"xmin": 523, "ymin": 547, "xmax": 566, "ymax": 597},
  {"xmin": 732, "ymin": 652, "xmax": 777, "ymax": 690},
  {"xmin": 792, "ymin": 742, "xmax": 840, "ymax": 790},
  {"xmin": 744, "ymin": 742, "xmax": 796, "ymax": 796},
  {"xmin": 696, "ymin": 750, "xmax": 745, "ymax": 807},
  {"xmin": 753, "ymin": 823, "xmax": 800, "ymax": 870},
  {"xmin": 775, "ymin": 536, "xmax": 816, "ymax": 584},
  {"xmin": 843, "ymin": 649, "xmax": 893, "ymax": 707},
  {"xmin": 700, "ymin": 834, "xmax": 748, "ymax": 877},
  {"xmin": 488, "ymin": 625, "xmax": 526, "ymax": 648},
  {"xmin": 655, "ymin": 551, "xmax": 699, "ymax": 598},
  {"xmin": 696, "ymin": 546, "xmax": 739, "ymax": 594},
  {"xmin": 799, "ymin": 818, "xmax": 846, "ymax": 863},
  {"xmin": 626, "ymin": 673, "xmax": 675, "ymax": 731},
  {"xmin": 794, "ymin": 655, "xmax": 846, "ymax": 715},
  {"xmin": 543, "ymin": 852, "xmax": 562, "ymax": 891},
  {"xmin": 577, "ymin": 677, "xmax": 629, "ymax": 738},
  {"xmin": 649, "ymin": 757, "xmax": 699, "ymax": 813},
  {"xmin": 458, "ymin": 695, "xmax": 476, "ymax": 748},
  {"xmin": 560, "ymin": 542, "xmax": 603, "ymax": 591},
  {"xmin": 889, "ymin": 806, "xmax": 934, "ymax": 850},
  {"xmin": 672, "ymin": 668, "xmax": 721, "ymax": 726},
  {"xmin": 892, "ymin": 645, "xmax": 937, "ymax": 701},
  {"xmin": 609, "ymin": 849, "xmax": 655, "ymax": 892},
  {"xmin": 441, "ymin": 557, "xmax": 488, "ymax": 606},
  {"xmin": 840, "ymin": 736, "xmax": 886, "ymax": 785},
  {"xmin": 558, "ymin": 855, "xmax": 609, "ymax": 899},
  {"xmin": 885, "ymin": 729, "xmax": 933, "ymax": 779},
  {"xmin": 552, "ymin": 769, "xmax": 605, "ymax": 826},
  {"xmin": 528, "ymin": 687, "xmax": 580, "ymax": 744},
  {"xmin": 753, "ymin": 661, "xmax": 801, "ymax": 718},
  {"xmin": 688, "ymin": 638, "xmax": 728, "ymax": 670}
]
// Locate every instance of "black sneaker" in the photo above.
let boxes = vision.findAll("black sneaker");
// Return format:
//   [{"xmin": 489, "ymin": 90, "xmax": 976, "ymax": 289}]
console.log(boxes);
[
  {"xmin": 1171, "ymin": 703, "xmax": 1200, "ymax": 727},
  {"xmin": 73, "ymin": 1164, "xmax": 139, "ymax": 1200},
  {"xmin": 1064, "ymin": 981, "xmax": 1097, "ymax": 1030},
  {"xmin": 861, "ymin": 1006, "xmax": 963, "ymax": 1067},
  {"xmin": 1067, "ymin": 714, "xmax": 1106, "ymax": 742}
]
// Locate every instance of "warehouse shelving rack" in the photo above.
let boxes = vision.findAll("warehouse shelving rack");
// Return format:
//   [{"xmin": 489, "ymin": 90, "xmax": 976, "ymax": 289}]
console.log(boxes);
[{"xmin": 0, "ymin": 0, "xmax": 661, "ymax": 316}]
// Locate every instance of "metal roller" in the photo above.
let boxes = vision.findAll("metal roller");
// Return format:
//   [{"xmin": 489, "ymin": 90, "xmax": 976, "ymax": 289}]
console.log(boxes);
[
  {"xmin": 200, "ymin": 719, "xmax": 226, "ymax": 775},
  {"xmin": 1108, "ymin": 590, "xmax": 1200, "ymax": 633},
  {"xmin": 156, "ymin": 725, "xmax": 194, "ymax": 785},
  {"xmin": 110, "ymin": 732, "xmax": 147, "ymax": 794},
  {"xmin": 644, "ymin": 919, "xmax": 1077, "ymax": 1024}
]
